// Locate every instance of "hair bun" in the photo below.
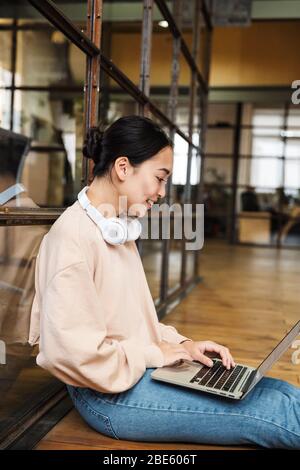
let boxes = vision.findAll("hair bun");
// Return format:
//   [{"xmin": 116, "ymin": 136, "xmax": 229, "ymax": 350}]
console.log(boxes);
[{"xmin": 83, "ymin": 127, "xmax": 104, "ymax": 164}]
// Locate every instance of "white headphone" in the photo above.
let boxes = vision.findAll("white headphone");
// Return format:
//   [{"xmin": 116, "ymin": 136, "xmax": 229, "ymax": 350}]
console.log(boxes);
[{"xmin": 77, "ymin": 186, "xmax": 142, "ymax": 245}]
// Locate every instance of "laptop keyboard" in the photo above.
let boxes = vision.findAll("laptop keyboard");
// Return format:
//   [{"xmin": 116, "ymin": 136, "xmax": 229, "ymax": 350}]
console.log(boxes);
[{"xmin": 189, "ymin": 360, "xmax": 248, "ymax": 393}]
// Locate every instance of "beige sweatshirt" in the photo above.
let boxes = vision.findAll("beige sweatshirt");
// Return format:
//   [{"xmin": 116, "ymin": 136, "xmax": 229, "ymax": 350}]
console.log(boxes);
[{"xmin": 29, "ymin": 200, "xmax": 191, "ymax": 393}]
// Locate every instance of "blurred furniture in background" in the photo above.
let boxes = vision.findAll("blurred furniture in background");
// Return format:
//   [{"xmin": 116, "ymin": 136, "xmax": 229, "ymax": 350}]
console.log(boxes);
[
  {"xmin": 279, "ymin": 206, "xmax": 300, "ymax": 243},
  {"xmin": 238, "ymin": 211, "xmax": 271, "ymax": 243}
]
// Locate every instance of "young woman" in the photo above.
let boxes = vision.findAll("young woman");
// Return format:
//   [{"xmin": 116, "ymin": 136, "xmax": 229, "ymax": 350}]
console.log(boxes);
[{"xmin": 29, "ymin": 115, "xmax": 300, "ymax": 448}]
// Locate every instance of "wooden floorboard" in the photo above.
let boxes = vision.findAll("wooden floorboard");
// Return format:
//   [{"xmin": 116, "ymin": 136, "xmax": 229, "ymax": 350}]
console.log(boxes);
[{"xmin": 35, "ymin": 240, "xmax": 300, "ymax": 450}]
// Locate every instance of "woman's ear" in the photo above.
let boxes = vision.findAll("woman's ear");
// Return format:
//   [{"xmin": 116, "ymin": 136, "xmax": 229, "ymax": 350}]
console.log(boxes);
[{"xmin": 114, "ymin": 156, "xmax": 129, "ymax": 181}]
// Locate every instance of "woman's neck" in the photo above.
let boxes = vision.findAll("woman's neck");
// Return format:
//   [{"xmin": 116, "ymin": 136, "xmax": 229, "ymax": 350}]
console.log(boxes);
[{"xmin": 87, "ymin": 177, "xmax": 123, "ymax": 218}]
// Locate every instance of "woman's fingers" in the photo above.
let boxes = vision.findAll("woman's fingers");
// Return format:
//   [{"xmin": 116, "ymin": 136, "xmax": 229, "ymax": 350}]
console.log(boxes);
[
  {"xmin": 199, "ymin": 342, "xmax": 236, "ymax": 369},
  {"xmin": 196, "ymin": 352, "xmax": 214, "ymax": 368}
]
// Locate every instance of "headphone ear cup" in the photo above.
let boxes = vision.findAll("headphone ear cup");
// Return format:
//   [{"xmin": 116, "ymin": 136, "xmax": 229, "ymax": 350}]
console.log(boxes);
[
  {"xmin": 101, "ymin": 217, "xmax": 128, "ymax": 245},
  {"xmin": 125, "ymin": 218, "xmax": 142, "ymax": 241}
]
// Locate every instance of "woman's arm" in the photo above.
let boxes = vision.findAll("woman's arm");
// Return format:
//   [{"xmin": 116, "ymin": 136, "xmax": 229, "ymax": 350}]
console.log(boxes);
[
  {"xmin": 37, "ymin": 261, "xmax": 165, "ymax": 394},
  {"xmin": 158, "ymin": 322, "xmax": 193, "ymax": 344}
]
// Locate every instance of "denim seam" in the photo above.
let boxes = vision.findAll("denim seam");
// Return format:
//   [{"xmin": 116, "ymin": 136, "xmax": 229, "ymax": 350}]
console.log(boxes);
[
  {"xmin": 71, "ymin": 391, "xmax": 120, "ymax": 440},
  {"xmin": 94, "ymin": 399, "xmax": 300, "ymax": 439}
]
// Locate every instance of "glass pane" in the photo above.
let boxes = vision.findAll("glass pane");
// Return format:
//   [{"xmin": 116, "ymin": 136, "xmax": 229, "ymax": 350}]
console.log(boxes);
[
  {"xmin": 252, "ymin": 136, "xmax": 284, "ymax": 157},
  {"xmin": 186, "ymin": 251, "xmax": 196, "ymax": 282},
  {"xmin": 207, "ymin": 103, "xmax": 237, "ymax": 126},
  {"xmin": 168, "ymin": 239, "xmax": 181, "ymax": 294},
  {"xmin": 252, "ymin": 127, "xmax": 282, "ymax": 137},
  {"xmin": 203, "ymin": 186, "xmax": 231, "ymax": 239},
  {"xmin": 16, "ymin": 29, "xmax": 85, "ymax": 87},
  {"xmin": 51, "ymin": 1, "xmax": 86, "ymax": 23},
  {"xmin": 204, "ymin": 157, "xmax": 232, "ymax": 185},
  {"xmin": 172, "ymin": 133, "xmax": 188, "ymax": 186},
  {"xmin": 250, "ymin": 157, "xmax": 283, "ymax": 189},
  {"xmin": 252, "ymin": 108, "xmax": 284, "ymax": 128},
  {"xmin": 141, "ymin": 240, "xmax": 162, "ymax": 303},
  {"xmin": 205, "ymin": 128, "xmax": 234, "ymax": 155},
  {"xmin": 237, "ymin": 187, "xmax": 276, "ymax": 213},
  {"xmin": 287, "ymin": 108, "xmax": 300, "ymax": 128},
  {"xmin": 0, "ymin": 90, "xmax": 11, "ymax": 129},
  {"xmin": 0, "ymin": 225, "xmax": 59, "ymax": 435},
  {"xmin": 280, "ymin": 202, "xmax": 300, "ymax": 248},
  {"xmin": 238, "ymin": 156, "xmax": 252, "ymax": 187},
  {"xmin": 190, "ymin": 154, "xmax": 201, "ymax": 191},
  {"xmin": 285, "ymin": 140, "xmax": 300, "ymax": 159},
  {"xmin": 0, "ymin": 30, "xmax": 12, "ymax": 87},
  {"xmin": 0, "ymin": 92, "xmax": 84, "ymax": 208},
  {"xmin": 285, "ymin": 160, "xmax": 300, "ymax": 189}
]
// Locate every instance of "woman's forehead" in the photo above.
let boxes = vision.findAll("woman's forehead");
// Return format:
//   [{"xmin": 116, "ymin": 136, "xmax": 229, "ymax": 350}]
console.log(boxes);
[{"xmin": 152, "ymin": 146, "xmax": 173, "ymax": 165}]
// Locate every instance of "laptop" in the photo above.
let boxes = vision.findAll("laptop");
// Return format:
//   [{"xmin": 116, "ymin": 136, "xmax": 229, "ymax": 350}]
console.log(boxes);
[{"xmin": 151, "ymin": 320, "xmax": 300, "ymax": 400}]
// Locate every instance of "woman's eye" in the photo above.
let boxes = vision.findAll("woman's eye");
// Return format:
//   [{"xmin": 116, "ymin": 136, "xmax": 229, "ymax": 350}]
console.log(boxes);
[{"xmin": 156, "ymin": 177, "xmax": 167, "ymax": 183}]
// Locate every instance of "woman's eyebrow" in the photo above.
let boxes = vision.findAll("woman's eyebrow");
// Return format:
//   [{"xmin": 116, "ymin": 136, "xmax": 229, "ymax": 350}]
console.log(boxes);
[{"xmin": 158, "ymin": 168, "xmax": 171, "ymax": 175}]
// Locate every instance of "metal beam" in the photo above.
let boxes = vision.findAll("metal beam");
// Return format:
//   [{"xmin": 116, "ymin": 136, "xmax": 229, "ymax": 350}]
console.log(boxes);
[
  {"xmin": 21, "ymin": 1, "xmax": 199, "ymax": 152},
  {"xmin": 155, "ymin": 0, "xmax": 208, "ymax": 92}
]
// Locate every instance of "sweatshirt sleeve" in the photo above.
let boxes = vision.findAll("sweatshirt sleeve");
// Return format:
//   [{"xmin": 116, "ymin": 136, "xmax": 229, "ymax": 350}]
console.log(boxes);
[
  {"xmin": 158, "ymin": 322, "xmax": 192, "ymax": 344},
  {"xmin": 37, "ymin": 261, "xmax": 164, "ymax": 393}
]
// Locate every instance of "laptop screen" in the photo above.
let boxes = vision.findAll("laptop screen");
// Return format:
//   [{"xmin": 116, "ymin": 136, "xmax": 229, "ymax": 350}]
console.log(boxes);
[{"xmin": 257, "ymin": 320, "xmax": 300, "ymax": 377}]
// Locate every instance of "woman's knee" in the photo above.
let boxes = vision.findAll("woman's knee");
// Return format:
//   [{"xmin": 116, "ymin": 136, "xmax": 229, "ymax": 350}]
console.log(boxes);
[{"xmin": 247, "ymin": 380, "xmax": 300, "ymax": 448}]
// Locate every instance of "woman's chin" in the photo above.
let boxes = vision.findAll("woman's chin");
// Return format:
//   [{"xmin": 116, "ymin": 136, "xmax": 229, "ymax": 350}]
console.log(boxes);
[{"xmin": 127, "ymin": 202, "xmax": 148, "ymax": 218}]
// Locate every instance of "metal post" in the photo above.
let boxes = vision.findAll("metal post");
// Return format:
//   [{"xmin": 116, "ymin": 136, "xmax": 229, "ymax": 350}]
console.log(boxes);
[
  {"xmin": 9, "ymin": 19, "xmax": 17, "ymax": 131},
  {"xmin": 83, "ymin": 0, "xmax": 103, "ymax": 186},
  {"xmin": 276, "ymin": 101, "xmax": 289, "ymax": 247},
  {"xmin": 180, "ymin": 0, "xmax": 201, "ymax": 288},
  {"xmin": 137, "ymin": 0, "xmax": 153, "ymax": 256},
  {"xmin": 229, "ymin": 102, "xmax": 242, "ymax": 244},
  {"xmin": 159, "ymin": 0, "xmax": 183, "ymax": 307},
  {"xmin": 194, "ymin": 1, "xmax": 213, "ymax": 278},
  {"xmin": 139, "ymin": 0, "xmax": 153, "ymax": 117},
  {"xmin": 99, "ymin": 21, "xmax": 112, "ymax": 125}
]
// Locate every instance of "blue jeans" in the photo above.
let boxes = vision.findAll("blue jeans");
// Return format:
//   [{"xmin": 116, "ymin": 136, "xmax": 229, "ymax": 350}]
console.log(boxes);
[{"xmin": 66, "ymin": 368, "xmax": 300, "ymax": 449}]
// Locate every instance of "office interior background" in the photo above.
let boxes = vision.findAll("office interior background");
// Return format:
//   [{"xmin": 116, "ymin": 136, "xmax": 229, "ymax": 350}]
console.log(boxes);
[{"xmin": 0, "ymin": 0, "xmax": 300, "ymax": 450}]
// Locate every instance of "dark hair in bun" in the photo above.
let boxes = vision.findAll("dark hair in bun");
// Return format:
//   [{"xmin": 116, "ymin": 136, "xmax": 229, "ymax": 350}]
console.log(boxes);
[
  {"xmin": 83, "ymin": 115, "xmax": 173, "ymax": 178},
  {"xmin": 82, "ymin": 128, "xmax": 104, "ymax": 165}
]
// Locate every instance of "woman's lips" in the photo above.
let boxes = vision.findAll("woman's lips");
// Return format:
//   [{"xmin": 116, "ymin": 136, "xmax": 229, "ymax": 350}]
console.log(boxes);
[{"xmin": 145, "ymin": 199, "xmax": 154, "ymax": 209}]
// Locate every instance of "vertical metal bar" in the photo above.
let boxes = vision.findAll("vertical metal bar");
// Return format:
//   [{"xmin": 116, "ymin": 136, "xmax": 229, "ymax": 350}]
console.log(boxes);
[
  {"xmin": 99, "ymin": 21, "xmax": 112, "ymax": 125},
  {"xmin": 159, "ymin": 0, "xmax": 182, "ymax": 307},
  {"xmin": 194, "ymin": 2, "xmax": 213, "ymax": 278},
  {"xmin": 184, "ymin": 0, "xmax": 201, "ymax": 204},
  {"xmin": 139, "ymin": 0, "xmax": 153, "ymax": 117},
  {"xmin": 83, "ymin": 0, "xmax": 103, "ymax": 186},
  {"xmin": 229, "ymin": 102, "xmax": 242, "ymax": 244},
  {"xmin": 9, "ymin": 19, "xmax": 17, "ymax": 131},
  {"xmin": 137, "ymin": 0, "xmax": 153, "ymax": 256},
  {"xmin": 276, "ymin": 101, "xmax": 289, "ymax": 247},
  {"xmin": 180, "ymin": 0, "xmax": 201, "ymax": 288}
]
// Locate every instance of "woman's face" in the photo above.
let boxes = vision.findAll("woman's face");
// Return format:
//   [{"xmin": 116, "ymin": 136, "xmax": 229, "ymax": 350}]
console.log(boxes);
[{"xmin": 115, "ymin": 145, "xmax": 173, "ymax": 217}]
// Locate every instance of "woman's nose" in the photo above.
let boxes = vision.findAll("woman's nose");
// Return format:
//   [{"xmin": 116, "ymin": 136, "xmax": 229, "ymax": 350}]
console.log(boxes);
[
  {"xmin": 158, "ymin": 187, "xmax": 166, "ymax": 200},
  {"xmin": 158, "ymin": 184, "xmax": 166, "ymax": 199}
]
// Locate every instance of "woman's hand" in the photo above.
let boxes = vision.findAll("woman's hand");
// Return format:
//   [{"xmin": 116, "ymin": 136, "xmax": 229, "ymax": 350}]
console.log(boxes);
[
  {"xmin": 181, "ymin": 340, "xmax": 236, "ymax": 370},
  {"xmin": 157, "ymin": 341, "xmax": 194, "ymax": 367}
]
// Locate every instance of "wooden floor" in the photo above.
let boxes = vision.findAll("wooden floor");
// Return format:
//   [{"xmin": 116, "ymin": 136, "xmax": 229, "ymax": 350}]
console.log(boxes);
[{"xmin": 35, "ymin": 240, "xmax": 300, "ymax": 450}]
